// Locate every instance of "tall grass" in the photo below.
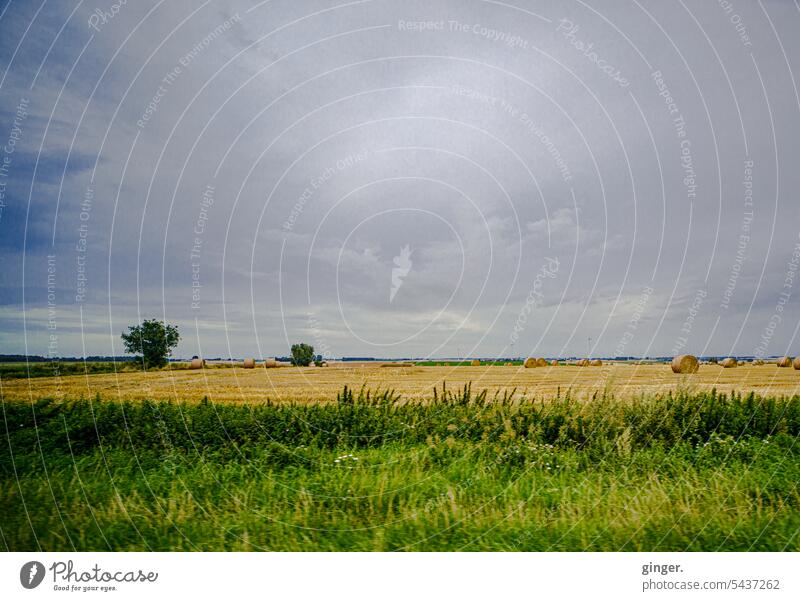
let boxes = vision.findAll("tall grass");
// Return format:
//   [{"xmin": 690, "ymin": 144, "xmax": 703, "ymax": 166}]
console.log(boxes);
[{"xmin": 1, "ymin": 385, "xmax": 798, "ymax": 551}]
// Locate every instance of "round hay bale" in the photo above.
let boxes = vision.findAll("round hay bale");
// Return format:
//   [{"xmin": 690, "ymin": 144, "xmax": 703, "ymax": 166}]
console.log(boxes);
[
  {"xmin": 535, "ymin": 358, "xmax": 548, "ymax": 367},
  {"xmin": 590, "ymin": 359, "xmax": 603, "ymax": 367},
  {"xmin": 777, "ymin": 356, "xmax": 792, "ymax": 368},
  {"xmin": 576, "ymin": 359, "xmax": 590, "ymax": 367},
  {"xmin": 752, "ymin": 359, "xmax": 765, "ymax": 366},
  {"xmin": 550, "ymin": 360, "xmax": 559, "ymax": 366},
  {"xmin": 470, "ymin": 359, "xmax": 480, "ymax": 366},
  {"xmin": 671, "ymin": 355, "xmax": 699, "ymax": 374},
  {"xmin": 189, "ymin": 358, "xmax": 205, "ymax": 369},
  {"xmin": 243, "ymin": 358, "xmax": 255, "ymax": 369},
  {"xmin": 523, "ymin": 358, "xmax": 537, "ymax": 368},
  {"xmin": 793, "ymin": 357, "xmax": 800, "ymax": 370},
  {"xmin": 720, "ymin": 357, "xmax": 738, "ymax": 368},
  {"xmin": 263, "ymin": 358, "xmax": 278, "ymax": 369}
]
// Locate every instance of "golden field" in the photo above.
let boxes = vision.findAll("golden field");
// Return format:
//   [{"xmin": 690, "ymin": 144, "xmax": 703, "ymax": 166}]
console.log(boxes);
[{"xmin": 3, "ymin": 362, "xmax": 800, "ymax": 403}]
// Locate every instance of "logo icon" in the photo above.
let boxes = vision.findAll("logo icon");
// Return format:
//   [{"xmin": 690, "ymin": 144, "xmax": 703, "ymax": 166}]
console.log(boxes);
[
  {"xmin": 20, "ymin": 561, "xmax": 45, "ymax": 589},
  {"xmin": 390, "ymin": 244, "xmax": 413, "ymax": 302}
]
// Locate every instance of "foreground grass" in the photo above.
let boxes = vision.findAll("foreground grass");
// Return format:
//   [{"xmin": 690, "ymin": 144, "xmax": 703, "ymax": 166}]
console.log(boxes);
[{"xmin": 1, "ymin": 386, "xmax": 798, "ymax": 551}]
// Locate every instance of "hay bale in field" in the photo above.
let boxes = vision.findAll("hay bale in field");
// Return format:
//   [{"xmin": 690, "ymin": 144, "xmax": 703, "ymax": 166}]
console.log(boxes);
[
  {"xmin": 550, "ymin": 360, "xmax": 559, "ymax": 366},
  {"xmin": 671, "ymin": 355, "xmax": 699, "ymax": 374},
  {"xmin": 752, "ymin": 359, "xmax": 765, "ymax": 366},
  {"xmin": 471, "ymin": 359, "xmax": 480, "ymax": 366},
  {"xmin": 590, "ymin": 359, "xmax": 603, "ymax": 367},
  {"xmin": 263, "ymin": 358, "xmax": 278, "ymax": 368},
  {"xmin": 793, "ymin": 357, "xmax": 800, "ymax": 370},
  {"xmin": 189, "ymin": 358, "xmax": 205, "ymax": 369},
  {"xmin": 777, "ymin": 356, "xmax": 793, "ymax": 368},
  {"xmin": 576, "ymin": 359, "xmax": 590, "ymax": 367},
  {"xmin": 535, "ymin": 358, "xmax": 548, "ymax": 367},
  {"xmin": 524, "ymin": 358, "xmax": 537, "ymax": 368},
  {"xmin": 243, "ymin": 358, "xmax": 255, "ymax": 369},
  {"xmin": 720, "ymin": 357, "xmax": 738, "ymax": 368}
]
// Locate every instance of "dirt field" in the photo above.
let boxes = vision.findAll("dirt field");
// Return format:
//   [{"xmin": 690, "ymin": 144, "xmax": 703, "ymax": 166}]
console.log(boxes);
[{"xmin": 3, "ymin": 362, "xmax": 800, "ymax": 403}]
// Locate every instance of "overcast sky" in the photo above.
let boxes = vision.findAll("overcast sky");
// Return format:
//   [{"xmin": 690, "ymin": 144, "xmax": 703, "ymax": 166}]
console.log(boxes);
[{"xmin": 1, "ymin": 0, "xmax": 799, "ymax": 360}]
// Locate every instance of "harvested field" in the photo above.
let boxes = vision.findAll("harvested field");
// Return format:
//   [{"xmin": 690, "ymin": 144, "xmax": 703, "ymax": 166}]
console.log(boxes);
[{"xmin": 3, "ymin": 362, "xmax": 800, "ymax": 404}]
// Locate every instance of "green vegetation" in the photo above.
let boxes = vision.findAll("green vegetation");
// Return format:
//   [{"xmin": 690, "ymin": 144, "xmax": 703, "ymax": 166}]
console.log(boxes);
[
  {"xmin": 121, "ymin": 319, "xmax": 180, "ymax": 368},
  {"xmin": 0, "ymin": 360, "xmax": 216, "ymax": 380},
  {"xmin": 2, "ymin": 386, "xmax": 798, "ymax": 551},
  {"xmin": 290, "ymin": 343, "xmax": 315, "ymax": 367},
  {"xmin": 0, "ymin": 361, "xmax": 141, "ymax": 380}
]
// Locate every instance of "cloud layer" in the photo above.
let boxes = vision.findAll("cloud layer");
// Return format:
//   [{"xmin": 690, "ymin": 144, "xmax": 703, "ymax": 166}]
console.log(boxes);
[{"xmin": 1, "ymin": 0, "xmax": 799, "ymax": 360}]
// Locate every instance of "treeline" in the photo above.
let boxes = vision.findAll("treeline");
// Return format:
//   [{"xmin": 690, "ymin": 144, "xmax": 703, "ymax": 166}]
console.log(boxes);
[{"xmin": 0, "ymin": 355, "xmax": 137, "ymax": 363}]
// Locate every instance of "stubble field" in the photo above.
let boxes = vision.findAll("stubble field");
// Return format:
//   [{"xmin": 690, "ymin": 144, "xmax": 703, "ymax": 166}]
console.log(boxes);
[{"xmin": 3, "ymin": 362, "xmax": 800, "ymax": 404}]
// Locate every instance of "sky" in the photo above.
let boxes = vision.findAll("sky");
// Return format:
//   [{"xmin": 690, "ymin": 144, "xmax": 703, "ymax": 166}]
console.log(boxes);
[{"xmin": 0, "ymin": 0, "xmax": 799, "ymax": 360}]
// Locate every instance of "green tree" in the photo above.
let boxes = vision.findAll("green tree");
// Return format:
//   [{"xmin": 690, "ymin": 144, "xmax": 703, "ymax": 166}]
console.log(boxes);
[
  {"xmin": 290, "ymin": 343, "xmax": 315, "ymax": 367},
  {"xmin": 121, "ymin": 319, "xmax": 180, "ymax": 369}
]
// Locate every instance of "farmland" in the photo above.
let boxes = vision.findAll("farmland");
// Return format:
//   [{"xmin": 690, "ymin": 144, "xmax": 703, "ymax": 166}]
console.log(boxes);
[
  {"xmin": 2, "ymin": 362, "xmax": 800, "ymax": 404},
  {"xmin": 1, "ymin": 363, "xmax": 799, "ymax": 551}
]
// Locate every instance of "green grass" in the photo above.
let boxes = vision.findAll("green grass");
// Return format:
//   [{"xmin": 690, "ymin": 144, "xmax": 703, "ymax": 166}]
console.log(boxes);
[
  {"xmin": 0, "ymin": 360, "xmax": 238, "ymax": 380},
  {"xmin": 0, "ymin": 361, "xmax": 143, "ymax": 379},
  {"xmin": 1, "ymin": 385, "xmax": 798, "ymax": 551}
]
